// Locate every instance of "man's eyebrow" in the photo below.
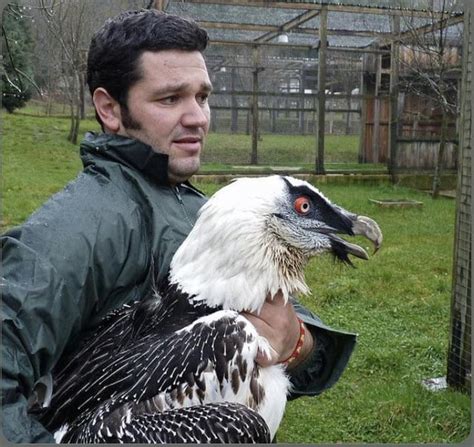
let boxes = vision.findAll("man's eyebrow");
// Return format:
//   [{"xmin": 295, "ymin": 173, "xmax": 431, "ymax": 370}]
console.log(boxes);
[{"xmin": 151, "ymin": 82, "xmax": 213, "ymax": 96}]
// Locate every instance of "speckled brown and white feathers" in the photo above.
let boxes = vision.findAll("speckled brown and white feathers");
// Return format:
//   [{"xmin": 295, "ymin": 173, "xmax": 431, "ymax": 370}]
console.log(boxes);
[
  {"xmin": 37, "ymin": 285, "xmax": 287, "ymax": 443},
  {"xmin": 73, "ymin": 402, "xmax": 271, "ymax": 443}
]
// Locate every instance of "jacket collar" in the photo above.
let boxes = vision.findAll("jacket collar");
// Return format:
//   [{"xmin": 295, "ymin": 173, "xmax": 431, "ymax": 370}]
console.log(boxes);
[{"xmin": 80, "ymin": 132, "xmax": 172, "ymax": 186}]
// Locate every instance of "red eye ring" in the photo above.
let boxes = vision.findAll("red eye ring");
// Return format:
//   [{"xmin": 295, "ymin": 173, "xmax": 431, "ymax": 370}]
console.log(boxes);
[{"xmin": 294, "ymin": 196, "xmax": 311, "ymax": 215}]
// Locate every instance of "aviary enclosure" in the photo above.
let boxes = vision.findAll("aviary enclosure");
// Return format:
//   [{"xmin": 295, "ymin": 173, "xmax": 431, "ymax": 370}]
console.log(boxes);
[
  {"xmin": 152, "ymin": 0, "xmax": 470, "ymax": 395},
  {"xmin": 2, "ymin": 0, "xmax": 471, "ymax": 427}
]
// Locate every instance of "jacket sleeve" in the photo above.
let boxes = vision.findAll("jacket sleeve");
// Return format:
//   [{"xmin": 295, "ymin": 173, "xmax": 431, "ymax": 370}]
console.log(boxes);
[
  {"xmin": 287, "ymin": 299, "xmax": 357, "ymax": 399},
  {"xmin": 1, "ymin": 175, "xmax": 149, "ymax": 443}
]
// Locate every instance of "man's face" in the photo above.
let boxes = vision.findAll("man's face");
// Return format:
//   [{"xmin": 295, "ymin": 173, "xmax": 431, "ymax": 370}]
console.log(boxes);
[{"xmin": 118, "ymin": 50, "xmax": 212, "ymax": 185}]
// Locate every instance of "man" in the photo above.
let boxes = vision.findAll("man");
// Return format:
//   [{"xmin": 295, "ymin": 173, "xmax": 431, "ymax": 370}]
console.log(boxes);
[{"xmin": 1, "ymin": 10, "xmax": 356, "ymax": 443}]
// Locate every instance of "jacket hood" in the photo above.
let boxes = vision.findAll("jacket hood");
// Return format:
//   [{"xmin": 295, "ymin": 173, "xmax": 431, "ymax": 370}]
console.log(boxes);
[{"xmin": 80, "ymin": 132, "xmax": 171, "ymax": 185}]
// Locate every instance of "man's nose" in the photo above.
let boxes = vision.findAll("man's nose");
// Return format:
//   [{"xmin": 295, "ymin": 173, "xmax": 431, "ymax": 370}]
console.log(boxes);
[{"xmin": 181, "ymin": 99, "xmax": 209, "ymax": 128}]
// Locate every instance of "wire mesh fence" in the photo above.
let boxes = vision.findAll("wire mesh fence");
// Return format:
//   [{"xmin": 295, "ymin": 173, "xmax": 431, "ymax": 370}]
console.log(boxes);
[
  {"xmin": 12, "ymin": 0, "xmax": 463, "ymax": 173},
  {"xmin": 447, "ymin": 6, "xmax": 471, "ymax": 395},
  {"xmin": 204, "ymin": 44, "xmax": 366, "ymax": 168}
]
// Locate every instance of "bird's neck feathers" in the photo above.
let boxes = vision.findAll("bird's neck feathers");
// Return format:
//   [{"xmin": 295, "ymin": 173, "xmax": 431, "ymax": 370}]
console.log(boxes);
[{"xmin": 169, "ymin": 203, "xmax": 310, "ymax": 314}]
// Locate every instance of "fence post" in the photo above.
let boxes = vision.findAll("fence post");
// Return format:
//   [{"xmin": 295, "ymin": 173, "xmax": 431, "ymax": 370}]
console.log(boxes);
[
  {"xmin": 315, "ymin": 5, "xmax": 327, "ymax": 174},
  {"xmin": 447, "ymin": 4, "xmax": 471, "ymax": 394},
  {"xmin": 388, "ymin": 15, "xmax": 400, "ymax": 183},
  {"xmin": 231, "ymin": 67, "xmax": 238, "ymax": 133},
  {"xmin": 251, "ymin": 45, "xmax": 260, "ymax": 165}
]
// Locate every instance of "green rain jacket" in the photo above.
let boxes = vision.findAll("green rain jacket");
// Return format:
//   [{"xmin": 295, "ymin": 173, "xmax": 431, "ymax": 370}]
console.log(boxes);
[{"xmin": 1, "ymin": 132, "xmax": 356, "ymax": 443}]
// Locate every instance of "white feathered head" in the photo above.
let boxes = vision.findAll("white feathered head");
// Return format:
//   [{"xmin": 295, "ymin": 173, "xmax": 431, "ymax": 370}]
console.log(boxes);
[{"xmin": 170, "ymin": 176, "xmax": 382, "ymax": 313}]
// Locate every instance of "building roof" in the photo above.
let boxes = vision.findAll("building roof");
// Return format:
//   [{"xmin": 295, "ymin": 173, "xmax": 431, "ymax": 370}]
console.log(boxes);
[{"xmin": 165, "ymin": 0, "xmax": 463, "ymax": 49}]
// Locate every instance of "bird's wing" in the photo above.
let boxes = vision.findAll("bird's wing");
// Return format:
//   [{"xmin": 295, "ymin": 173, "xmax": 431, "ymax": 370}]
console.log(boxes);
[
  {"xmin": 40, "ymin": 310, "xmax": 267, "ymax": 442},
  {"xmin": 70, "ymin": 402, "xmax": 271, "ymax": 443}
]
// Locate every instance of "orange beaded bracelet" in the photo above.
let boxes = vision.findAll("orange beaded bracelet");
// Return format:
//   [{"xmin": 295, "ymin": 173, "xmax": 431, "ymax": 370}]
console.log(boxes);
[{"xmin": 279, "ymin": 318, "xmax": 306, "ymax": 366}]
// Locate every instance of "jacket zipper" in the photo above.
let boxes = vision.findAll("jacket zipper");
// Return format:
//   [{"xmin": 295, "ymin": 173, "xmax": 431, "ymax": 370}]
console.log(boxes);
[{"xmin": 173, "ymin": 185, "xmax": 194, "ymax": 229}]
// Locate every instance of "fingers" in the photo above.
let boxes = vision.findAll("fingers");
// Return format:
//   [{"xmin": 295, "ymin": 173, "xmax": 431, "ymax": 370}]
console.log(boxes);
[
  {"xmin": 241, "ymin": 292, "xmax": 302, "ymax": 367},
  {"xmin": 241, "ymin": 312, "xmax": 278, "ymax": 367}
]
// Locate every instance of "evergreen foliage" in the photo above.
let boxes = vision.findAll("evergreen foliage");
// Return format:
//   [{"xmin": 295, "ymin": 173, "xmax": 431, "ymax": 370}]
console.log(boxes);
[{"xmin": 1, "ymin": 1, "xmax": 34, "ymax": 113}]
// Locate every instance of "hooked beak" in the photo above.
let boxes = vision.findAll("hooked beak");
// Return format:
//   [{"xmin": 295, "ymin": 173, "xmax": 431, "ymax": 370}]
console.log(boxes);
[
  {"xmin": 352, "ymin": 215, "xmax": 383, "ymax": 253},
  {"xmin": 327, "ymin": 213, "xmax": 383, "ymax": 265},
  {"xmin": 272, "ymin": 186, "xmax": 383, "ymax": 265}
]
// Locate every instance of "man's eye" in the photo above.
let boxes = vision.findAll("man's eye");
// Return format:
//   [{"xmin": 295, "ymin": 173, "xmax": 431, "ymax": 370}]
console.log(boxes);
[
  {"xmin": 197, "ymin": 94, "xmax": 209, "ymax": 104},
  {"xmin": 160, "ymin": 95, "xmax": 179, "ymax": 105}
]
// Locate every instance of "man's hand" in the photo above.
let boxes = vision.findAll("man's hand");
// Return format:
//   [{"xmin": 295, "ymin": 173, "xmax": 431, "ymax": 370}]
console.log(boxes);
[{"xmin": 241, "ymin": 291, "xmax": 314, "ymax": 370}]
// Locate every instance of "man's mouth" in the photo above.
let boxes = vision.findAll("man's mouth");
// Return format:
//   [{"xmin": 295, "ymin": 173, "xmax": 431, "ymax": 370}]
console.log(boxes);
[{"xmin": 173, "ymin": 136, "xmax": 202, "ymax": 153}]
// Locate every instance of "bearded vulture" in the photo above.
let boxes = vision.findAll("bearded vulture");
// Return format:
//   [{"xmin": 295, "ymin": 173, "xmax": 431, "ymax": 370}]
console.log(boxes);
[{"xmin": 34, "ymin": 175, "xmax": 382, "ymax": 443}]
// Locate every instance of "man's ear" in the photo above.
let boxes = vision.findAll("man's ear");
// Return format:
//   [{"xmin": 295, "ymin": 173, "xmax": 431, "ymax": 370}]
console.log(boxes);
[{"xmin": 92, "ymin": 88, "xmax": 122, "ymax": 133}]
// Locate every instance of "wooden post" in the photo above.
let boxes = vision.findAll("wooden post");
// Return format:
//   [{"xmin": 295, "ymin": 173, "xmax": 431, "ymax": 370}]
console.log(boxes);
[
  {"xmin": 358, "ymin": 68, "xmax": 367, "ymax": 163},
  {"xmin": 315, "ymin": 5, "xmax": 327, "ymax": 174},
  {"xmin": 251, "ymin": 46, "xmax": 260, "ymax": 165},
  {"xmin": 388, "ymin": 15, "xmax": 400, "ymax": 183},
  {"xmin": 372, "ymin": 53, "xmax": 382, "ymax": 163},
  {"xmin": 372, "ymin": 97, "xmax": 380, "ymax": 163},
  {"xmin": 299, "ymin": 71, "xmax": 305, "ymax": 134},
  {"xmin": 231, "ymin": 67, "xmax": 238, "ymax": 133},
  {"xmin": 447, "ymin": 4, "xmax": 472, "ymax": 393}
]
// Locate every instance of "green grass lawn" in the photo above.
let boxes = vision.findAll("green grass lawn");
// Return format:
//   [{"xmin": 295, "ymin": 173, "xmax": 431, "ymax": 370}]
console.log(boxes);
[
  {"xmin": 11, "ymin": 102, "xmax": 386, "ymax": 172},
  {"xmin": 204, "ymin": 132, "xmax": 362, "ymax": 165},
  {"xmin": 2, "ymin": 111, "xmax": 471, "ymax": 443}
]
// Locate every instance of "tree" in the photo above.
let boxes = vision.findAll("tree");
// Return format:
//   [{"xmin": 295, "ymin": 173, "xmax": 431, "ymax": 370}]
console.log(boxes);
[
  {"xmin": 35, "ymin": 0, "xmax": 95, "ymax": 144},
  {"xmin": 1, "ymin": 1, "xmax": 35, "ymax": 113},
  {"xmin": 397, "ymin": 0, "xmax": 463, "ymax": 197},
  {"xmin": 32, "ymin": 0, "xmax": 153, "ymax": 143}
]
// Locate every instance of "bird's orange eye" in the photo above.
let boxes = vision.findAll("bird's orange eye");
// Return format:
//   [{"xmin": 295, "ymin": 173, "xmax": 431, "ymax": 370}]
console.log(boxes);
[{"xmin": 294, "ymin": 196, "xmax": 311, "ymax": 215}]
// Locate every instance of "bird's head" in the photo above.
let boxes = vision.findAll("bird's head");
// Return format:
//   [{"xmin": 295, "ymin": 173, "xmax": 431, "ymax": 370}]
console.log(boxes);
[{"xmin": 170, "ymin": 176, "xmax": 382, "ymax": 313}]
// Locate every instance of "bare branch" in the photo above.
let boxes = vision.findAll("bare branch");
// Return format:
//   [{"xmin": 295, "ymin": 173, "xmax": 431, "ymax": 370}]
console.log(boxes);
[{"xmin": 2, "ymin": 71, "xmax": 22, "ymax": 93}]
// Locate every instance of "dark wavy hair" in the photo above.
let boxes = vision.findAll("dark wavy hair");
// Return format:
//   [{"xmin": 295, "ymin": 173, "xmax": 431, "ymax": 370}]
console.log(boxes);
[{"xmin": 86, "ymin": 10, "xmax": 209, "ymax": 127}]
